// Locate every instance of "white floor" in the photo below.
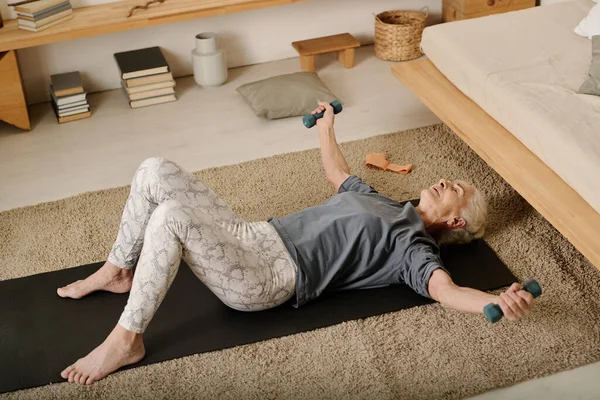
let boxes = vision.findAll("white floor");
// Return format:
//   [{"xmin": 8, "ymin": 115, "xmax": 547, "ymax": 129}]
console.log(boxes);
[{"xmin": 1, "ymin": 45, "xmax": 599, "ymax": 399}]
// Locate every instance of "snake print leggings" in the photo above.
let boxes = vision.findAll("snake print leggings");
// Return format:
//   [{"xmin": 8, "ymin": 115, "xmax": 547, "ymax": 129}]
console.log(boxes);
[{"xmin": 107, "ymin": 157, "xmax": 297, "ymax": 334}]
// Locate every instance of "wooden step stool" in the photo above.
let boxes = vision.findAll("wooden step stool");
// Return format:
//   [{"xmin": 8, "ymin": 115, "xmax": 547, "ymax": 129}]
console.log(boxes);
[{"xmin": 292, "ymin": 33, "xmax": 360, "ymax": 72}]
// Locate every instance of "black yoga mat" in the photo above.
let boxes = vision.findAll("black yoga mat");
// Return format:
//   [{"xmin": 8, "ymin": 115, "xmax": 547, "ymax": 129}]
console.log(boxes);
[{"xmin": 0, "ymin": 239, "xmax": 516, "ymax": 393}]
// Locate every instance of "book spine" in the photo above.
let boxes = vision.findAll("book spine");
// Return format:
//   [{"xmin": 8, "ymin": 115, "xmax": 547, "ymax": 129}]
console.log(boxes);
[
  {"xmin": 15, "ymin": 0, "xmax": 70, "ymax": 14},
  {"xmin": 18, "ymin": 9, "xmax": 72, "ymax": 27},
  {"xmin": 18, "ymin": 14, "xmax": 72, "ymax": 31},
  {"xmin": 58, "ymin": 107, "xmax": 89, "ymax": 117},
  {"xmin": 58, "ymin": 111, "xmax": 91, "ymax": 124},
  {"xmin": 130, "ymin": 94, "xmax": 177, "ymax": 109},
  {"xmin": 125, "ymin": 73, "xmax": 173, "ymax": 88},
  {"xmin": 16, "ymin": 2, "xmax": 71, "ymax": 18},
  {"xmin": 57, "ymin": 103, "xmax": 88, "ymax": 112},
  {"xmin": 124, "ymin": 79, "xmax": 175, "ymax": 94},
  {"xmin": 51, "ymin": 88, "xmax": 87, "ymax": 106},
  {"xmin": 129, "ymin": 87, "xmax": 175, "ymax": 101},
  {"xmin": 54, "ymin": 86, "xmax": 84, "ymax": 97}
]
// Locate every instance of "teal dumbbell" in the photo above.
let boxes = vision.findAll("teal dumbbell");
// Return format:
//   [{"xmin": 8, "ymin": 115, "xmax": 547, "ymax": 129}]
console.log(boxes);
[
  {"xmin": 302, "ymin": 100, "xmax": 343, "ymax": 128},
  {"xmin": 484, "ymin": 278, "xmax": 542, "ymax": 323}
]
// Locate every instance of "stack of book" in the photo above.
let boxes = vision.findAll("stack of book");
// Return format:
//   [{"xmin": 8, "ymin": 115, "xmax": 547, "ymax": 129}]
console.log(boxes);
[
  {"xmin": 50, "ymin": 71, "xmax": 91, "ymax": 123},
  {"xmin": 114, "ymin": 46, "xmax": 177, "ymax": 109},
  {"xmin": 15, "ymin": 0, "xmax": 73, "ymax": 32}
]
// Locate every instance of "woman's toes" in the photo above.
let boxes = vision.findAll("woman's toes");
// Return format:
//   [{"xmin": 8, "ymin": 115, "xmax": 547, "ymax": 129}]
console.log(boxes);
[
  {"xmin": 61, "ymin": 365, "xmax": 74, "ymax": 379},
  {"xmin": 73, "ymin": 372, "xmax": 82, "ymax": 384},
  {"xmin": 85, "ymin": 376, "xmax": 95, "ymax": 385},
  {"xmin": 57, "ymin": 281, "xmax": 83, "ymax": 298},
  {"xmin": 78, "ymin": 374, "xmax": 88, "ymax": 385},
  {"xmin": 68, "ymin": 370, "xmax": 77, "ymax": 383}
]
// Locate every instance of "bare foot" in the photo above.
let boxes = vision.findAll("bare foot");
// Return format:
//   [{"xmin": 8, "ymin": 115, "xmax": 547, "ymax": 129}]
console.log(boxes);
[
  {"xmin": 57, "ymin": 261, "xmax": 133, "ymax": 299},
  {"xmin": 61, "ymin": 324, "xmax": 145, "ymax": 385}
]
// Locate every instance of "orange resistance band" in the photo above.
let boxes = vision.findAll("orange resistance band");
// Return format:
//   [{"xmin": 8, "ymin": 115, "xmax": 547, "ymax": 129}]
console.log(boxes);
[{"xmin": 365, "ymin": 153, "xmax": 413, "ymax": 174}]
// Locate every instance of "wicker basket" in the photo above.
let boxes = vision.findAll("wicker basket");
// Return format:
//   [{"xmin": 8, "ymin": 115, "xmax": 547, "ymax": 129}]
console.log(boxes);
[{"xmin": 374, "ymin": 7, "xmax": 429, "ymax": 61}]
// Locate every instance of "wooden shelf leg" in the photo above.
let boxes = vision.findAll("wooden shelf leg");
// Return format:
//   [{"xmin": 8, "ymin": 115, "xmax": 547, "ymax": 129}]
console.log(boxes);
[
  {"xmin": 338, "ymin": 48, "xmax": 355, "ymax": 68},
  {"xmin": 299, "ymin": 55, "xmax": 316, "ymax": 72},
  {"xmin": 0, "ymin": 50, "xmax": 31, "ymax": 131}
]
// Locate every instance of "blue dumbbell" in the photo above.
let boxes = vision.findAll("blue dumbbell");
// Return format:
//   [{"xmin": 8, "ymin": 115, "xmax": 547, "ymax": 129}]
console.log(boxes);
[
  {"xmin": 484, "ymin": 278, "xmax": 542, "ymax": 323},
  {"xmin": 302, "ymin": 100, "xmax": 343, "ymax": 128}
]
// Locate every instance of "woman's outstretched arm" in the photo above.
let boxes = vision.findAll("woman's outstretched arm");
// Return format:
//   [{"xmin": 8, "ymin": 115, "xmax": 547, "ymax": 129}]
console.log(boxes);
[
  {"xmin": 427, "ymin": 269, "xmax": 535, "ymax": 320},
  {"xmin": 313, "ymin": 102, "xmax": 350, "ymax": 192}
]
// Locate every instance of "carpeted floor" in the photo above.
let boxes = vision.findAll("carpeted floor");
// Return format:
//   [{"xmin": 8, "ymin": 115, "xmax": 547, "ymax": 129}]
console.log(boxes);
[{"xmin": 2, "ymin": 124, "xmax": 600, "ymax": 399}]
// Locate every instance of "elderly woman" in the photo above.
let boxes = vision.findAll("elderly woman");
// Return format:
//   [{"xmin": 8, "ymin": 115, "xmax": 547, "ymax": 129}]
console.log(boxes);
[{"xmin": 57, "ymin": 103, "xmax": 535, "ymax": 385}]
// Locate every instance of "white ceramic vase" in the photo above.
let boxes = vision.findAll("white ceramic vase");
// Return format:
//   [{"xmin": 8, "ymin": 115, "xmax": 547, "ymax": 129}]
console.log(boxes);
[{"xmin": 191, "ymin": 32, "xmax": 227, "ymax": 87}]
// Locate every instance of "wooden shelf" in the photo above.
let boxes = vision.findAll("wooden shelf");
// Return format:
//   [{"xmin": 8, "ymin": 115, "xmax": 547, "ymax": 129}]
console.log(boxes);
[{"xmin": 0, "ymin": 0, "xmax": 303, "ymax": 52}]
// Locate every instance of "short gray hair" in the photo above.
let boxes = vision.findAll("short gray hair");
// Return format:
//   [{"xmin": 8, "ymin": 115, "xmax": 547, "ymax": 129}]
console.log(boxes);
[{"xmin": 437, "ymin": 188, "xmax": 487, "ymax": 245}]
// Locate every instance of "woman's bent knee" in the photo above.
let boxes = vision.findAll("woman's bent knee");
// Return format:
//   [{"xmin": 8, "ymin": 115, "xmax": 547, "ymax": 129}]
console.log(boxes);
[
  {"xmin": 137, "ymin": 157, "xmax": 185, "ymax": 181},
  {"xmin": 133, "ymin": 157, "xmax": 186, "ymax": 199},
  {"xmin": 133, "ymin": 157, "xmax": 170, "ymax": 188},
  {"xmin": 139, "ymin": 156, "xmax": 170, "ymax": 172}
]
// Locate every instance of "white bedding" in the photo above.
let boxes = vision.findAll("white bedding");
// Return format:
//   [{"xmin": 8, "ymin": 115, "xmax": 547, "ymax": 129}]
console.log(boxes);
[
  {"xmin": 421, "ymin": 0, "xmax": 600, "ymax": 213},
  {"xmin": 575, "ymin": 1, "xmax": 600, "ymax": 39}
]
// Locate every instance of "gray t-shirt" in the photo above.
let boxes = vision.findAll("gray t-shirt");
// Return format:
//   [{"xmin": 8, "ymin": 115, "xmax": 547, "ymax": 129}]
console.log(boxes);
[{"xmin": 268, "ymin": 175, "xmax": 448, "ymax": 307}]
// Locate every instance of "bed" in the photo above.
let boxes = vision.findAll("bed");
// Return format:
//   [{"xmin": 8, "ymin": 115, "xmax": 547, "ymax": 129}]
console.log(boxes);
[{"xmin": 392, "ymin": 0, "xmax": 600, "ymax": 270}]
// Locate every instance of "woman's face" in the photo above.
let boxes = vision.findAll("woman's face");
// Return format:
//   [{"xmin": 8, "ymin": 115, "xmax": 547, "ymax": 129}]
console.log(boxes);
[{"xmin": 419, "ymin": 179, "xmax": 475, "ymax": 225}]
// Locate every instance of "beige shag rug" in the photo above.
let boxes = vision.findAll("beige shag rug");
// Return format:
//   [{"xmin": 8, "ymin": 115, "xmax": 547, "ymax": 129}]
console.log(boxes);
[{"xmin": 2, "ymin": 124, "xmax": 600, "ymax": 400}]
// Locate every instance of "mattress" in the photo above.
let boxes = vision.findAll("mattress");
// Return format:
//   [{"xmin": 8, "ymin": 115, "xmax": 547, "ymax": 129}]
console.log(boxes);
[{"xmin": 421, "ymin": 0, "xmax": 600, "ymax": 213}]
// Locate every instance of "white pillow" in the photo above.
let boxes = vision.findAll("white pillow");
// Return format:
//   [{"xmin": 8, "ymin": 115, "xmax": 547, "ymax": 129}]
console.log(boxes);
[{"xmin": 575, "ymin": 3, "xmax": 600, "ymax": 39}]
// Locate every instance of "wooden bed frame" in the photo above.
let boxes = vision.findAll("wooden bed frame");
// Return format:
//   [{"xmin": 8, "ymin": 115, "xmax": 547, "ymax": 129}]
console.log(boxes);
[{"xmin": 392, "ymin": 58, "xmax": 600, "ymax": 272}]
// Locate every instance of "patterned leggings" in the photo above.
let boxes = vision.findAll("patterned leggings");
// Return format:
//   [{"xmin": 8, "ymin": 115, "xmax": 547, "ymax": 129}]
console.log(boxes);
[{"xmin": 107, "ymin": 157, "xmax": 297, "ymax": 334}]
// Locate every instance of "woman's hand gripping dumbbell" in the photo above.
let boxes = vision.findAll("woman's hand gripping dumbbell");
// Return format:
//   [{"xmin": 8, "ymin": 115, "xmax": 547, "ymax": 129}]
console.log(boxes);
[
  {"xmin": 303, "ymin": 100, "xmax": 343, "ymax": 128},
  {"xmin": 484, "ymin": 279, "xmax": 542, "ymax": 323}
]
